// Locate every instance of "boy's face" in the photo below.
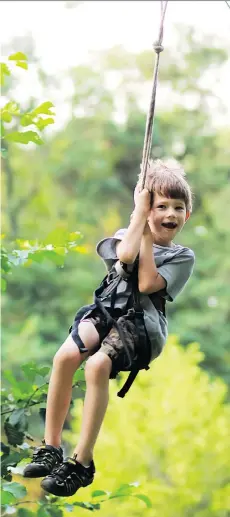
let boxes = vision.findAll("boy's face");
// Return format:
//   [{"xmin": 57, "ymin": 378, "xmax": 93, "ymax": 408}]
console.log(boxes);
[{"xmin": 148, "ymin": 192, "xmax": 190, "ymax": 245}]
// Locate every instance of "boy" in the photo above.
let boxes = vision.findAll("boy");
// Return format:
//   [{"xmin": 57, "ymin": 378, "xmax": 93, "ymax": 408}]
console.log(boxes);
[{"xmin": 23, "ymin": 159, "xmax": 195, "ymax": 497}]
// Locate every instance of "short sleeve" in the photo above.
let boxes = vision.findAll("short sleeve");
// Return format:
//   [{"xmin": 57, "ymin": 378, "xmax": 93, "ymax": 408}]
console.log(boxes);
[
  {"xmin": 96, "ymin": 228, "xmax": 126, "ymax": 270},
  {"xmin": 157, "ymin": 248, "xmax": 195, "ymax": 301}
]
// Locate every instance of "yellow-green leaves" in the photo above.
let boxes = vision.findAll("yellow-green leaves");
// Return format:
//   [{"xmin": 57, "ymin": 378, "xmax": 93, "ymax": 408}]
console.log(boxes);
[
  {"xmin": 66, "ymin": 338, "xmax": 230, "ymax": 517},
  {"xmin": 5, "ymin": 131, "xmax": 44, "ymax": 145},
  {"xmin": 8, "ymin": 52, "xmax": 28, "ymax": 70},
  {"xmin": 0, "ymin": 53, "xmax": 28, "ymax": 87},
  {"xmin": 0, "ymin": 63, "xmax": 11, "ymax": 86},
  {"xmin": 1, "ymin": 54, "xmax": 55, "ymax": 153}
]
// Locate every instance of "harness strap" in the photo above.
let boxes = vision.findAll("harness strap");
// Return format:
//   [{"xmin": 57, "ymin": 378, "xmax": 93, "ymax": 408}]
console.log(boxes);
[
  {"xmin": 69, "ymin": 304, "xmax": 96, "ymax": 353},
  {"xmin": 95, "ymin": 297, "xmax": 133, "ymax": 369},
  {"xmin": 116, "ymin": 310, "xmax": 150, "ymax": 398},
  {"xmin": 117, "ymin": 365, "xmax": 140, "ymax": 398}
]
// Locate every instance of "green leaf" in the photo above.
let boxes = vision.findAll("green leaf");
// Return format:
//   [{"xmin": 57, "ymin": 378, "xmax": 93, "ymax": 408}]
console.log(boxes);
[
  {"xmin": 37, "ymin": 507, "xmax": 50, "ymax": 517},
  {"xmin": 3, "ymin": 369, "xmax": 32, "ymax": 398},
  {"xmin": 1, "ymin": 449, "xmax": 29, "ymax": 480},
  {"xmin": 74, "ymin": 369, "xmax": 86, "ymax": 382},
  {"xmin": 1, "ymin": 121, "xmax": 5, "ymax": 137},
  {"xmin": 16, "ymin": 509, "xmax": 34, "ymax": 517},
  {"xmin": 4, "ymin": 101, "xmax": 20, "ymax": 115},
  {"xmin": 3, "ymin": 369, "xmax": 17, "ymax": 386},
  {"xmin": 28, "ymin": 251, "xmax": 44, "ymax": 264},
  {"xmin": 32, "ymin": 102, "xmax": 55, "ymax": 116},
  {"xmin": 8, "ymin": 52, "xmax": 28, "ymax": 61},
  {"xmin": 39, "ymin": 250, "xmax": 65, "ymax": 266},
  {"xmin": 112, "ymin": 483, "xmax": 134, "ymax": 495},
  {"xmin": 16, "ymin": 61, "xmax": 28, "ymax": 70},
  {"xmin": 72, "ymin": 501, "xmax": 100, "ymax": 510},
  {"xmin": 0, "ymin": 63, "xmax": 10, "ymax": 86},
  {"xmin": 36, "ymin": 117, "xmax": 55, "ymax": 131},
  {"xmin": 21, "ymin": 362, "xmax": 50, "ymax": 382},
  {"xmin": 17, "ymin": 509, "xmax": 36, "ymax": 517},
  {"xmin": 1, "ymin": 277, "xmax": 7, "ymax": 291},
  {"xmin": 1, "ymin": 249, "xmax": 12, "ymax": 273},
  {"xmin": 2, "ymin": 481, "xmax": 27, "ymax": 499},
  {"xmin": 5, "ymin": 130, "xmax": 43, "ymax": 145},
  {"xmin": 134, "ymin": 494, "xmax": 152, "ymax": 508},
  {"xmin": 21, "ymin": 362, "xmax": 37, "ymax": 382},
  {"xmin": 91, "ymin": 489, "xmax": 109, "ymax": 498},
  {"xmin": 8, "ymin": 408, "xmax": 25, "ymax": 426},
  {"xmin": 1, "ymin": 489, "xmax": 16, "ymax": 505},
  {"xmin": 20, "ymin": 114, "xmax": 35, "ymax": 127},
  {"xmin": 1, "ymin": 111, "xmax": 12, "ymax": 123},
  {"xmin": 45, "ymin": 507, "xmax": 63, "ymax": 517},
  {"xmin": 38, "ymin": 366, "xmax": 50, "ymax": 377}
]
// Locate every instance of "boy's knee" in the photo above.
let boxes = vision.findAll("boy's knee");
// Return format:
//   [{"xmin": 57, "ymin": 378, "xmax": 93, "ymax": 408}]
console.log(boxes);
[
  {"xmin": 85, "ymin": 353, "xmax": 112, "ymax": 382},
  {"xmin": 53, "ymin": 343, "xmax": 80, "ymax": 369}
]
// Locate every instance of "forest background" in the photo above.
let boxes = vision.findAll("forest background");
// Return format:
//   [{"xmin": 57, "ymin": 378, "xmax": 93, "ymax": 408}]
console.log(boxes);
[{"xmin": 1, "ymin": 1, "xmax": 230, "ymax": 516}]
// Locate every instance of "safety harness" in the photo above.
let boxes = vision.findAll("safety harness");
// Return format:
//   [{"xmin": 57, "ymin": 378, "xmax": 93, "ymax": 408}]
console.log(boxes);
[{"xmin": 70, "ymin": 260, "xmax": 166, "ymax": 398}]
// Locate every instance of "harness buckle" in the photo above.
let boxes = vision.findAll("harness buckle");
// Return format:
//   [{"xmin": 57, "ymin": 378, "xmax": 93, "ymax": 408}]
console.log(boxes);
[{"xmin": 134, "ymin": 310, "xmax": 144, "ymax": 318}]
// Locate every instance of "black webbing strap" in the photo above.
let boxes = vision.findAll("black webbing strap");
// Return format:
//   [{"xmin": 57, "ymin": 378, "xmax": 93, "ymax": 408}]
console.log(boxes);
[
  {"xmin": 117, "ymin": 262, "xmax": 151, "ymax": 398},
  {"xmin": 117, "ymin": 364, "xmax": 140, "ymax": 398},
  {"xmin": 95, "ymin": 296, "xmax": 133, "ymax": 369},
  {"xmin": 69, "ymin": 305, "xmax": 95, "ymax": 353}
]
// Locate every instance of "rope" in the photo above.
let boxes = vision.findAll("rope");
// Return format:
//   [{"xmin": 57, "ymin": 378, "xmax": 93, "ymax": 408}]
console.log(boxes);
[{"xmin": 141, "ymin": 0, "xmax": 168, "ymax": 190}]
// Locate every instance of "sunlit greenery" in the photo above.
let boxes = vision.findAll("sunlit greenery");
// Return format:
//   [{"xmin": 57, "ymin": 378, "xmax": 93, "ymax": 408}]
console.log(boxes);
[{"xmin": 1, "ymin": 21, "xmax": 230, "ymax": 517}]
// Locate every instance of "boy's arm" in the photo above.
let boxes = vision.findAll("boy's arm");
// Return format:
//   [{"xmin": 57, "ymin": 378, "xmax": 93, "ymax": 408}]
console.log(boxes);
[
  {"xmin": 138, "ymin": 223, "xmax": 166, "ymax": 293},
  {"xmin": 116, "ymin": 189, "xmax": 150, "ymax": 264}
]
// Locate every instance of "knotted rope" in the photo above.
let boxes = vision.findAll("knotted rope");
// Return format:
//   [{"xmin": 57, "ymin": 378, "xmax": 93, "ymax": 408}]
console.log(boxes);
[{"xmin": 141, "ymin": 0, "xmax": 168, "ymax": 189}]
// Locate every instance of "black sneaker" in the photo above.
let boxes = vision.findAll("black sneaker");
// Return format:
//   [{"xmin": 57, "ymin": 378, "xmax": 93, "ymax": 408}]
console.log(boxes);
[
  {"xmin": 40, "ymin": 457, "xmax": 95, "ymax": 497},
  {"xmin": 23, "ymin": 443, "xmax": 63, "ymax": 478}
]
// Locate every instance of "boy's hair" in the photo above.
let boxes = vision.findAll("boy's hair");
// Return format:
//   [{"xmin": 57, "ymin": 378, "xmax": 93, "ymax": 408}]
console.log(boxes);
[{"xmin": 138, "ymin": 159, "xmax": 193, "ymax": 212}]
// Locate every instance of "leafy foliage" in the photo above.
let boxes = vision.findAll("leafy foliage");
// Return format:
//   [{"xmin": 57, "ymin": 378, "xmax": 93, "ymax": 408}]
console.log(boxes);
[
  {"xmin": 67, "ymin": 337, "xmax": 230, "ymax": 517},
  {"xmin": 1, "ymin": 54, "xmax": 55, "ymax": 155},
  {"xmin": 1, "ymin": 24, "xmax": 230, "ymax": 517}
]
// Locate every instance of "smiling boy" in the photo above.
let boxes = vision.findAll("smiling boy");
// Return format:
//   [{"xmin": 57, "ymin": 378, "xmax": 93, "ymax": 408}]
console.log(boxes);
[{"xmin": 23, "ymin": 159, "xmax": 195, "ymax": 498}]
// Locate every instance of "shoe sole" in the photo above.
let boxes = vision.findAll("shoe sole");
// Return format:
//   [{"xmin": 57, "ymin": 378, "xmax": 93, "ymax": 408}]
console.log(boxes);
[
  {"xmin": 23, "ymin": 469, "xmax": 50, "ymax": 478},
  {"xmin": 40, "ymin": 477, "xmax": 94, "ymax": 497}
]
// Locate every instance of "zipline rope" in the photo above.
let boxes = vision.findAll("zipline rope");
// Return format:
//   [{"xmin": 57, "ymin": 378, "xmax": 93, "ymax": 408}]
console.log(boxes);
[
  {"xmin": 141, "ymin": 0, "xmax": 229, "ymax": 189},
  {"xmin": 140, "ymin": 0, "xmax": 168, "ymax": 189}
]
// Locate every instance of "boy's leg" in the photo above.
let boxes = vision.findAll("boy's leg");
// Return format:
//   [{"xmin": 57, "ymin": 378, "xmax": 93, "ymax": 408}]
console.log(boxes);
[
  {"xmin": 23, "ymin": 321, "xmax": 99, "ymax": 477},
  {"xmin": 23, "ymin": 321, "xmax": 100, "ymax": 479},
  {"xmin": 40, "ymin": 324, "xmax": 125, "ymax": 496},
  {"xmin": 40, "ymin": 349, "xmax": 112, "ymax": 497},
  {"xmin": 44, "ymin": 322, "xmax": 100, "ymax": 447},
  {"xmin": 73, "ymin": 350, "xmax": 112, "ymax": 465}
]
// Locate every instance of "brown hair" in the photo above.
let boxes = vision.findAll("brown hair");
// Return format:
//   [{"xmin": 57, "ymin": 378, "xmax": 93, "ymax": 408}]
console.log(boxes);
[{"xmin": 138, "ymin": 159, "xmax": 193, "ymax": 212}]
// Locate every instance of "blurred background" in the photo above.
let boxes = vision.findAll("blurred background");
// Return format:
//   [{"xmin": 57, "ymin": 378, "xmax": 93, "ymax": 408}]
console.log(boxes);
[{"xmin": 1, "ymin": 1, "xmax": 230, "ymax": 515}]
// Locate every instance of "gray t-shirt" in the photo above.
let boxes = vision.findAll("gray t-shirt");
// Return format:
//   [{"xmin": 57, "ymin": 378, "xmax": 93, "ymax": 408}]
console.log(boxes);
[{"xmin": 96, "ymin": 228, "xmax": 195, "ymax": 361}]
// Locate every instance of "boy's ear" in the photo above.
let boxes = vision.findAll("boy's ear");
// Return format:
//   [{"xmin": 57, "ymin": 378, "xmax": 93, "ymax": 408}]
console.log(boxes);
[{"xmin": 185, "ymin": 211, "xmax": 190, "ymax": 222}]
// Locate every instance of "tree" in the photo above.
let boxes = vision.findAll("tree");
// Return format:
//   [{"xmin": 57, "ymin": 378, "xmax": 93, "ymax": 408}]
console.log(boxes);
[{"xmin": 66, "ymin": 337, "xmax": 230, "ymax": 517}]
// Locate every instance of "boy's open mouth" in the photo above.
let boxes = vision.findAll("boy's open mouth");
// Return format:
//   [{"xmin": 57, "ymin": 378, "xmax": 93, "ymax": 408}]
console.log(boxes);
[{"xmin": 161, "ymin": 222, "xmax": 177, "ymax": 229}]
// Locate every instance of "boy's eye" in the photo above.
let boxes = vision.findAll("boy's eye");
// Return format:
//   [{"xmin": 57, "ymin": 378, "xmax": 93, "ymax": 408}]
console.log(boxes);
[
  {"xmin": 176, "ymin": 207, "xmax": 184, "ymax": 210},
  {"xmin": 158, "ymin": 205, "xmax": 166, "ymax": 209}
]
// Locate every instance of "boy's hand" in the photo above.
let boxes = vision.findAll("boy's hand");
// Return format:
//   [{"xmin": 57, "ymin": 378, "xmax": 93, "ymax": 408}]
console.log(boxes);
[{"xmin": 134, "ymin": 188, "xmax": 152, "ymax": 217}]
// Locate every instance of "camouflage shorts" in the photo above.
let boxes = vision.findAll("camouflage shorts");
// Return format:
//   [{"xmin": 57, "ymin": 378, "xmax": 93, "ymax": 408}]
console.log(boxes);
[{"xmin": 81, "ymin": 308, "xmax": 139, "ymax": 377}]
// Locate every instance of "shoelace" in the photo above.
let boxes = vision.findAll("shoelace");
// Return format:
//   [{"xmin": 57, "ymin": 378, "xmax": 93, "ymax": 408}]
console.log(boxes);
[
  {"xmin": 33, "ymin": 447, "xmax": 60, "ymax": 469},
  {"xmin": 50, "ymin": 459, "xmax": 76, "ymax": 480},
  {"xmin": 50, "ymin": 459, "xmax": 88, "ymax": 495},
  {"xmin": 50, "ymin": 458, "xmax": 90, "ymax": 483}
]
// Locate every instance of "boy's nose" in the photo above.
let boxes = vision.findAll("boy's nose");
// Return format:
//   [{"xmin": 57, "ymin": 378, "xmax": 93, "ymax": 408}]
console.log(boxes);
[{"xmin": 167, "ymin": 209, "xmax": 176, "ymax": 217}]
